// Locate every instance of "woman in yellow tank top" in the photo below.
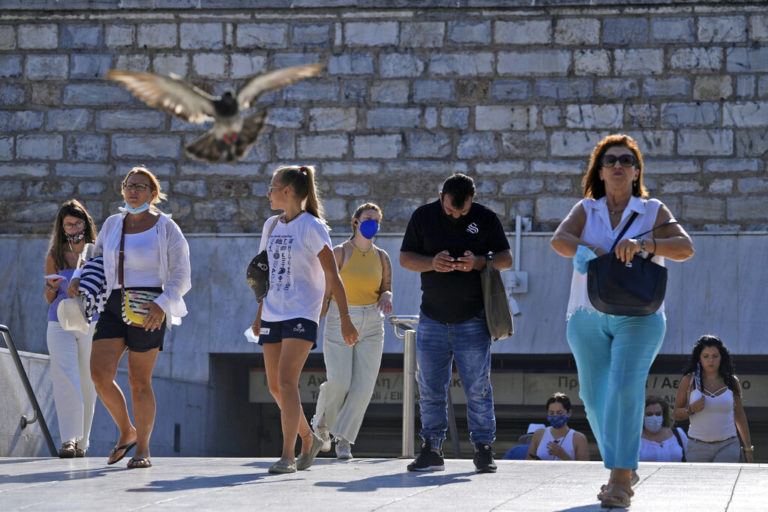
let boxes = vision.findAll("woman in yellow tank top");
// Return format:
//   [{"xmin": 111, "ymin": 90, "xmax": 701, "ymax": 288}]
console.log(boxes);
[{"xmin": 312, "ymin": 203, "xmax": 393, "ymax": 459}]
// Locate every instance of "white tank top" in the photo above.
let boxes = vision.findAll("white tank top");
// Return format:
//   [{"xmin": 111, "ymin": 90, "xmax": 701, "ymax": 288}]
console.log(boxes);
[
  {"xmin": 639, "ymin": 428, "xmax": 688, "ymax": 462},
  {"xmin": 566, "ymin": 196, "xmax": 666, "ymax": 319},
  {"xmin": 536, "ymin": 427, "xmax": 576, "ymax": 461},
  {"xmin": 118, "ymin": 228, "xmax": 163, "ymax": 289},
  {"xmin": 687, "ymin": 387, "xmax": 737, "ymax": 442}
]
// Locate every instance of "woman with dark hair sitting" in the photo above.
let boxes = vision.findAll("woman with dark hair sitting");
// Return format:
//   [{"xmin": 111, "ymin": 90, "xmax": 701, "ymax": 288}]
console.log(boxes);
[
  {"xmin": 639, "ymin": 396, "xmax": 687, "ymax": 462},
  {"xmin": 674, "ymin": 335, "xmax": 753, "ymax": 463},
  {"xmin": 526, "ymin": 392, "xmax": 589, "ymax": 461}
]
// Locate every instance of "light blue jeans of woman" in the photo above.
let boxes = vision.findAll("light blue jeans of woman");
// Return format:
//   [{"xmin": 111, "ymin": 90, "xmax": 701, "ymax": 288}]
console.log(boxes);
[
  {"xmin": 313, "ymin": 301, "xmax": 384, "ymax": 444},
  {"xmin": 567, "ymin": 309, "xmax": 666, "ymax": 470}
]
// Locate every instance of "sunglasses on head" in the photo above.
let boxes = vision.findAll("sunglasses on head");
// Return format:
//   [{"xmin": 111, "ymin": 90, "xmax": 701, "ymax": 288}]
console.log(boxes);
[{"xmin": 601, "ymin": 154, "xmax": 636, "ymax": 168}]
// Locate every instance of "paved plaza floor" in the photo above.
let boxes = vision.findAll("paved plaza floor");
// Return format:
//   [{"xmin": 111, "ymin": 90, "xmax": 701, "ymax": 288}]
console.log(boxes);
[{"xmin": 1, "ymin": 456, "xmax": 766, "ymax": 511}]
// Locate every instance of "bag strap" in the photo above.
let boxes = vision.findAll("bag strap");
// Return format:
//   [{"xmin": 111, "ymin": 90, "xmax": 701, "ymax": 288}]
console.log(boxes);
[
  {"xmin": 608, "ymin": 212, "xmax": 639, "ymax": 253},
  {"xmin": 672, "ymin": 427, "xmax": 686, "ymax": 462},
  {"xmin": 118, "ymin": 216, "xmax": 127, "ymax": 289},
  {"xmin": 632, "ymin": 219, "xmax": 678, "ymax": 239}
]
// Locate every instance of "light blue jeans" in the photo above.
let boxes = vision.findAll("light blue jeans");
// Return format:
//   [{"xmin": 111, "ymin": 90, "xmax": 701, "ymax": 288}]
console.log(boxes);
[
  {"xmin": 567, "ymin": 309, "xmax": 666, "ymax": 470},
  {"xmin": 416, "ymin": 310, "xmax": 495, "ymax": 448}
]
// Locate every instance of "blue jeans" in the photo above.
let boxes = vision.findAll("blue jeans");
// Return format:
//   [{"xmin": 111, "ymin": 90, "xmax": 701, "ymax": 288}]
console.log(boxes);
[
  {"xmin": 567, "ymin": 309, "xmax": 666, "ymax": 470},
  {"xmin": 416, "ymin": 310, "xmax": 495, "ymax": 448}
]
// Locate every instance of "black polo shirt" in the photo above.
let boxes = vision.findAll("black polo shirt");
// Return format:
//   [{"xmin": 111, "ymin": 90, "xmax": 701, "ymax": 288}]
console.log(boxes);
[{"xmin": 401, "ymin": 200, "xmax": 510, "ymax": 324}]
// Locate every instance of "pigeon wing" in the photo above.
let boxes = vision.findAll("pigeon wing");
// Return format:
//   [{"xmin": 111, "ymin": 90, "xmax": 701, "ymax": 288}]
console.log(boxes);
[
  {"xmin": 106, "ymin": 70, "xmax": 217, "ymax": 124},
  {"xmin": 236, "ymin": 62, "xmax": 325, "ymax": 109}
]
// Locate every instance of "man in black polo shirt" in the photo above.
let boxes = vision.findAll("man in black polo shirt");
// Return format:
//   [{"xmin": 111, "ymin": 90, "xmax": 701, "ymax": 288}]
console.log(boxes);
[{"xmin": 400, "ymin": 173, "xmax": 512, "ymax": 473}]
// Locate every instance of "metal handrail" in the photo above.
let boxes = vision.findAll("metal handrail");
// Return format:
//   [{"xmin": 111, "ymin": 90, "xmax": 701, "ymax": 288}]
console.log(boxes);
[{"xmin": 0, "ymin": 324, "xmax": 57, "ymax": 456}]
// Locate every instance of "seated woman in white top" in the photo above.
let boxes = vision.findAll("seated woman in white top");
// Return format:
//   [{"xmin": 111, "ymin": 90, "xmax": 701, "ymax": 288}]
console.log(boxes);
[
  {"xmin": 673, "ymin": 335, "xmax": 753, "ymax": 463},
  {"xmin": 526, "ymin": 392, "xmax": 589, "ymax": 461},
  {"xmin": 640, "ymin": 396, "xmax": 687, "ymax": 462}
]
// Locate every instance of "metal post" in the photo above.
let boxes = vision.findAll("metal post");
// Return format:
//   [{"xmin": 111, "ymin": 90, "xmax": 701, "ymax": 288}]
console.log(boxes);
[{"xmin": 402, "ymin": 328, "xmax": 416, "ymax": 458}]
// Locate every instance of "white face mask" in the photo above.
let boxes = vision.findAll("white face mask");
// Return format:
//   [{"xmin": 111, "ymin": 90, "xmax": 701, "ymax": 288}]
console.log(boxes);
[{"xmin": 644, "ymin": 415, "xmax": 663, "ymax": 433}]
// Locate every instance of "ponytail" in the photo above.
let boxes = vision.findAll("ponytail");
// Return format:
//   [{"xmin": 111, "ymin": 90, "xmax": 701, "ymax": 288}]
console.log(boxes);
[{"xmin": 273, "ymin": 165, "xmax": 325, "ymax": 222}]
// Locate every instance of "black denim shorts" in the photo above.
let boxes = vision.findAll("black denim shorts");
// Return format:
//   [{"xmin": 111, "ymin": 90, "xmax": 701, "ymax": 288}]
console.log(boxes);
[{"xmin": 93, "ymin": 289, "xmax": 166, "ymax": 352}]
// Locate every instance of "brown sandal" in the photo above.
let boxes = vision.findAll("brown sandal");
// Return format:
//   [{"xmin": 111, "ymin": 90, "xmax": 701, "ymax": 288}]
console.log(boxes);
[
  {"xmin": 597, "ymin": 471, "xmax": 639, "ymax": 500},
  {"xmin": 600, "ymin": 482, "xmax": 632, "ymax": 509}
]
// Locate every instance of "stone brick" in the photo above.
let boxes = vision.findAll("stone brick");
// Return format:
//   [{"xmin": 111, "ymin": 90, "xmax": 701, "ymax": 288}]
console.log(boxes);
[
  {"xmin": 498, "ymin": 50, "xmax": 570, "ymax": 75},
  {"xmin": 388, "ymin": 160, "xmax": 469, "ymax": 177},
  {"xmin": 626, "ymin": 130, "xmax": 676, "ymax": 156},
  {"xmin": 424, "ymin": 107, "xmax": 437, "ymax": 129},
  {"xmin": 181, "ymin": 23, "xmax": 224, "ymax": 50},
  {"xmin": 65, "ymin": 134, "xmax": 107, "ymax": 161},
  {"xmin": 344, "ymin": 22, "xmax": 398, "ymax": 46},
  {"xmin": 370, "ymin": 80, "xmax": 409, "ymax": 104},
  {"xmin": 429, "ymin": 53, "xmax": 494, "ymax": 76},
  {"xmin": 662, "ymin": 180, "xmax": 702, "ymax": 194},
  {"xmin": 625, "ymin": 104, "xmax": 658, "ymax": 128},
  {"xmin": 405, "ymin": 131, "xmax": 451, "ymax": 158},
  {"xmin": 536, "ymin": 196, "xmax": 580, "ymax": 222},
  {"xmin": 476, "ymin": 105, "xmax": 537, "ymax": 131},
  {"xmin": 723, "ymin": 102, "xmax": 768, "ymax": 127},
  {"xmin": 554, "ymin": 18, "xmax": 600, "ymax": 45},
  {"xmin": 17, "ymin": 134, "xmax": 63, "ymax": 160},
  {"xmin": 735, "ymin": 76, "xmax": 755, "ymax": 99},
  {"xmin": 542, "ymin": 106, "xmax": 563, "ymax": 127},
  {"xmin": 491, "ymin": 80, "xmax": 531, "ymax": 102},
  {"xmin": 413, "ymin": 80, "xmax": 454, "ymax": 103},
  {"xmin": 328, "ymin": 53, "xmax": 375, "ymax": 75},
  {"xmin": 380, "ymin": 53, "xmax": 425, "ymax": 78},
  {"xmin": 283, "ymin": 82, "xmax": 339, "ymax": 103},
  {"xmin": 309, "ymin": 107, "xmax": 357, "ymax": 131},
  {"xmin": 63, "ymin": 84, "xmax": 133, "ymax": 105},
  {"xmin": 400, "ymin": 22, "xmax": 444, "ymax": 47},
  {"xmin": 475, "ymin": 179, "xmax": 498, "ymax": 195},
  {"xmin": 0, "ymin": 136, "xmax": 12, "ymax": 160},
  {"xmin": 112, "ymin": 135, "xmax": 181, "ymax": 159},
  {"xmin": 0, "ymin": 180, "xmax": 22, "ymax": 197},
  {"xmin": 650, "ymin": 17, "xmax": 695, "ymax": 43},
  {"xmin": 670, "ymin": 48, "xmax": 723, "ymax": 72},
  {"xmin": 0, "ymin": 163, "xmax": 48, "ymax": 177},
  {"xmin": 273, "ymin": 131, "xmax": 295, "ymax": 159},
  {"xmin": 272, "ymin": 53, "xmax": 324, "ymax": 69},
  {"xmin": 210, "ymin": 181, "xmax": 250, "ymax": 198},
  {"xmin": 694, "ymin": 76, "xmax": 733, "ymax": 101},
  {"xmin": 27, "ymin": 180, "xmax": 75, "ymax": 199},
  {"xmin": 267, "ymin": 108, "xmax": 303, "ymax": 129},
  {"xmin": 180, "ymin": 162, "xmax": 254, "ymax": 177},
  {"xmin": 8, "ymin": 111, "xmax": 45, "ymax": 131},
  {"xmin": 738, "ymin": 178, "xmax": 768, "ymax": 193},
  {"xmin": 105, "ymin": 25, "xmax": 134, "ymax": 47},
  {"xmin": 26, "ymin": 55, "xmax": 68, "ymax": 80},
  {"xmin": 708, "ymin": 179, "xmax": 733, "ymax": 194},
  {"xmin": 698, "ymin": 16, "xmax": 747, "ymax": 43},
  {"xmin": 614, "ymin": 49, "xmax": 663, "ymax": 75},
  {"xmin": 502, "ymin": 178, "xmax": 543, "ymax": 195},
  {"xmin": 643, "ymin": 158, "xmax": 699, "ymax": 174},
  {"xmin": 441, "ymin": 108, "xmax": 469, "ymax": 129},
  {"xmin": 381, "ymin": 197, "xmax": 422, "ymax": 222},
  {"xmin": 683, "ymin": 196, "xmax": 724, "ymax": 221},
  {"xmin": 476, "ymin": 160, "xmax": 526, "ymax": 174},
  {"xmin": 291, "ymin": 23, "xmax": 331, "ymax": 46},
  {"xmin": 322, "ymin": 161, "xmax": 381, "ymax": 176},
  {"xmin": 61, "ymin": 24, "xmax": 102, "ymax": 48},
  {"xmin": 18, "ymin": 24, "xmax": 57, "ymax": 49},
  {"xmin": 334, "ymin": 181, "xmax": 369, "ymax": 196},
  {"xmin": 0, "ymin": 84, "xmax": 24, "ymax": 105},
  {"xmin": 660, "ymin": 102, "xmax": 719, "ymax": 127},
  {"xmin": 153, "ymin": 54, "xmax": 189, "ymax": 76},
  {"xmin": 0, "ymin": 26, "xmax": 15, "ymax": 50},
  {"xmin": 138, "ymin": 24, "xmax": 177, "ymax": 48},
  {"xmin": 366, "ymin": 108, "xmax": 420, "ymax": 130},
  {"xmin": 193, "ymin": 53, "xmax": 227, "ymax": 78},
  {"xmin": 447, "ymin": 21, "xmax": 491, "ymax": 45},
  {"xmin": 727, "ymin": 197, "xmax": 768, "ymax": 220},
  {"xmin": 704, "ymin": 158, "xmax": 761, "ymax": 173},
  {"xmin": 457, "ymin": 133, "xmax": 497, "ymax": 159},
  {"xmin": 0, "ymin": 55, "xmax": 22, "ymax": 78},
  {"xmin": 78, "ymin": 181, "xmax": 107, "ymax": 196},
  {"xmin": 603, "ymin": 18, "xmax": 648, "ymax": 45},
  {"xmin": 535, "ymin": 78, "xmax": 592, "ymax": 100},
  {"xmin": 642, "ymin": 78, "xmax": 690, "ymax": 98},
  {"xmin": 496, "ymin": 20, "xmax": 551, "ymax": 45},
  {"xmin": 548, "ymin": 178, "xmax": 575, "ymax": 194},
  {"xmin": 13, "ymin": 202, "xmax": 60, "ymax": 223},
  {"xmin": 54, "ymin": 163, "xmax": 110, "ymax": 177},
  {"xmin": 596, "ymin": 78, "xmax": 640, "ymax": 99},
  {"xmin": 297, "ymin": 134, "xmax": 348, "ymax": 159},
  {"xmin": 353, "ymin": 134, "xmax": 402, "ymax": 159},
  {"xmin": 759, "ymin": 76, "xmax": 768, "ymax": 98},
  {"xmin": 194, "ymin": 200, "xmax": 238, "ymax": 221},
  {"xmin": 501, "ymin": 132, "xmax": 548, "ymax": 158},
  {"xmin": 550, "ymin": 131, "xmax": 609, "ymax": 157},
  {"xmin": 565, "ymin": 104, "xmax": 623, "ymax": 129},
  {"xmin": 678, "ymin": 130, "xmax": 733, "ymax": 156},
  {"xmin": 735, "ymin": 129, "xmax": 768, "ymax": 157},
  {"xmin": 751, "ymin": 15, "xmax": 768, "ymax": 41},
  {"xmin": 574, "ymin": 49, "xmax": 610, "ymax": 75},
  {"xmin": 71, "ymin": 54, "xmax": 112, "ymax": 78},
  {"xmin": 114, "ymin": 54, "xmax": 149, "ymax": 72}
]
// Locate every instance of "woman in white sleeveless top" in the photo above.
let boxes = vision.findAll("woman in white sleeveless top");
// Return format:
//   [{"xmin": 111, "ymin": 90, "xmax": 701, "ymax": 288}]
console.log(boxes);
[
  {"xmin": 640, "ymin": 396, "xmax": 687, "ymax": 462},
  {"xmin": 526, "ymin": 393, "xmax": 588, "ymax": 461},
  {"xmin": 674, "ymin": 335, "xmax": 753, "ymax": 463}
]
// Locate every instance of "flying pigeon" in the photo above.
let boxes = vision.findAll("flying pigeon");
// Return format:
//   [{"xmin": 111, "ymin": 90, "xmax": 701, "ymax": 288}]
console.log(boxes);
[{"xmin": 105, "ymin": 62, "xmax": 324, "ymax": 163}]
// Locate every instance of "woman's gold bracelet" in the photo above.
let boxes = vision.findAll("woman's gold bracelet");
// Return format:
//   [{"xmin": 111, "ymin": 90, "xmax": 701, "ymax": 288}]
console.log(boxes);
[{"xmin": 744, "ymin": 445, "xmax": 755, "ymax": 452}]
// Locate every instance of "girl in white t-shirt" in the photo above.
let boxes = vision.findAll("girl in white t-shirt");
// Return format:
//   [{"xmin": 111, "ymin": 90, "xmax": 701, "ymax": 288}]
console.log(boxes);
[{"xmin": 252, "ymin": 165, "xmax": 359, "ymax": 474}]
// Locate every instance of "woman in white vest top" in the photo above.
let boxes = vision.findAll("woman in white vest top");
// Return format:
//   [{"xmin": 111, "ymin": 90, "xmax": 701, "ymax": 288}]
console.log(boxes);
[
  {"xmin": 526, "ymin": 392, "xmax": 589, "ymax": 461},
  {"xmin": 674, "ymin": 335, "xmax": 753, "ymax": 463},
  {"xmin": 640, "ymin": 396, "xmax": 687, "ymax": 462}
]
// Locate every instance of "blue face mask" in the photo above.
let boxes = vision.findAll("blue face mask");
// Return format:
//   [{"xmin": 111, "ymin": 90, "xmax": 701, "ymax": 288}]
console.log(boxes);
[
  {"xmin": 547, "ymin": 414, "xmax": 569, "ymax": 429},
  {"xmin": 124, "ymin": 202, "xmax": 150, "ymax": 214},
  {"xmin": 358, "ymin": 219, "xmax": 379, "ymax": 239}
]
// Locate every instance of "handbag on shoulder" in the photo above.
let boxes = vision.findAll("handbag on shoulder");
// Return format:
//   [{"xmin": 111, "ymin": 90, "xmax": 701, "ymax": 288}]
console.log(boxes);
[
  {"xmin": 480, "ymin": 253, "xmax": 515, "ymax": 341},
  {"xmin": 246, "ymin": 216, "xmax": 280, "ymax": 302},
  {"xmin": 586, "ymin": 212, "xmax": 675, "ymax": 316},
  {"xmin": 119, "ymin": 216, "xmax": 164, "ymax": 327}
]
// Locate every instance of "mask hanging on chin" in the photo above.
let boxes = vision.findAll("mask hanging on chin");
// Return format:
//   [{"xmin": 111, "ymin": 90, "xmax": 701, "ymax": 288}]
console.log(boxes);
[
  {"xmin": 644, "ymin": 415, "xmax": 664, "ymax": 433},
  {"xmin": 124, "ymin": 202, "xmax": 150, "ymax": 214},
  {"xmin": 358, "ymin": 219, "xmax": 379, "ymax": 239}
]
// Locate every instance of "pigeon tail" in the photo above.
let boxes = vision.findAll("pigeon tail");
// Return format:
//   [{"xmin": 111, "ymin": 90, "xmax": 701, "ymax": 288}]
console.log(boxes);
[
  {"xmin": 186, "ymin": 131, "xmax": 226, "ymax": 163},
  {"xmin": 234, "ymin": 111, "xmax": 269, "ymax": 160}
]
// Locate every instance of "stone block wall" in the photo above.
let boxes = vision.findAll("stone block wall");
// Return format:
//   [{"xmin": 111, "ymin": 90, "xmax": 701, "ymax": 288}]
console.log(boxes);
[{"xmin": 0, "ymin": 1, "xmax": 766, "ymax": 234}]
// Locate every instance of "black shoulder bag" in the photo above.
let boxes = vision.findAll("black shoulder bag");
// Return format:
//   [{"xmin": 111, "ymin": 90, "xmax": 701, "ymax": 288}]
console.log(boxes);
[
  {"xmin": 246, "ymin": 217, "xmax": 279, "ymax": 302},
  {"xmin": 586, "ymin": 212, "xmax": 676, "ymax": 317}
]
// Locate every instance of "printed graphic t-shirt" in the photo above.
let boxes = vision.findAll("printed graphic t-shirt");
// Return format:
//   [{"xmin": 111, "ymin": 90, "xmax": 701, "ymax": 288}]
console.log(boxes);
[
  {"xmin": 258, "ymin": 212, "xmax": 332, "ymax": 323},
  {"xmin": 401, "ymin": 200, "xmax": 510, "ymax": 323}
]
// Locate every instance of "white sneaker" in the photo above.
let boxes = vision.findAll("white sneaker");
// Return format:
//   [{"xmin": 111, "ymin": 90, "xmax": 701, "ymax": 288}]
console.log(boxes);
[
  {"xmin": 317, "ymin": 427, "xmax": 331, "ymax": 452},
  {"xmin": 335, "ymin": 438, "xmax": 352, "ymax": 459}
]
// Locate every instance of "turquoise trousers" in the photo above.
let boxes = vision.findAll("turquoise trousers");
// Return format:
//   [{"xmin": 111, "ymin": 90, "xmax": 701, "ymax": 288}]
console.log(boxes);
[{"xmin": 567, "ymin": 309, "xmax": 666, "ymax": 470}]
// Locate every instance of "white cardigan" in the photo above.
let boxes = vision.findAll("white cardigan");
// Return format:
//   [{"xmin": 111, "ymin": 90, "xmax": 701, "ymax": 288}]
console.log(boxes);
[{"xmin": 76, "ymin": 208, "xmax": 191, "ymax": 327}]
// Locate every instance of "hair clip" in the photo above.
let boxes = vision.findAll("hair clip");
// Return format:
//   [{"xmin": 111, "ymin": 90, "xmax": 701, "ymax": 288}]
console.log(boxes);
[{"xmin": 299, "ymin": 166, "xmax": 308, "ymax": 173}]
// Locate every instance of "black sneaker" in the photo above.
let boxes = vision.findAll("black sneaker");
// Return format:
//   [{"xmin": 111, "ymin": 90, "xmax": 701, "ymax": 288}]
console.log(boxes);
[
  {"xmin": 407, "ymin": 442, "xmax": 445, "ymax": 472},
  {"xmin": 473, "ymin": 443, "xmax": 497, "ymax": 473}
]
